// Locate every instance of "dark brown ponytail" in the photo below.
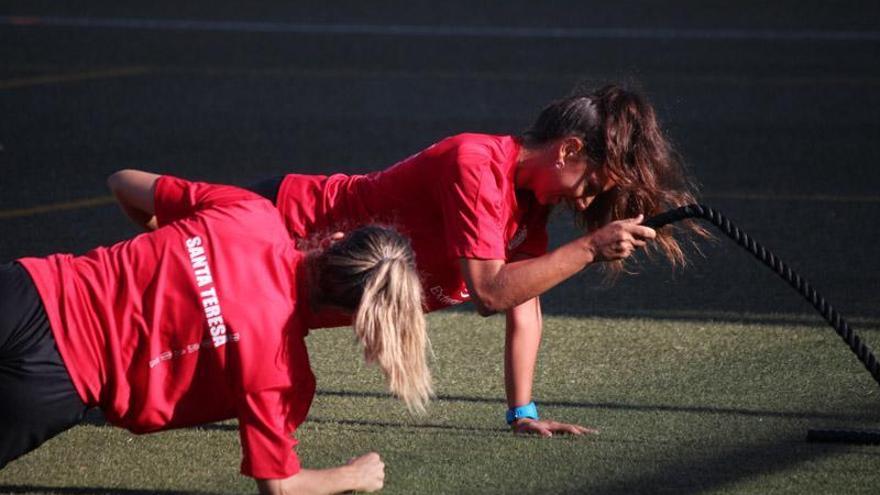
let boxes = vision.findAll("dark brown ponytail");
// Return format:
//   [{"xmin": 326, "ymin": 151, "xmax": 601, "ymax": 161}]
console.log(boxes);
[{"xmin": 523, "ymin": 83, "xmax": 707, "ymax": 273}]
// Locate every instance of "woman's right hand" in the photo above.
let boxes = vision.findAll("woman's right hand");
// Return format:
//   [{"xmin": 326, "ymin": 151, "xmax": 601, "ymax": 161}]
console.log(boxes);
[
  {"xmin": 585, "ymin": 214, "xmax": 657, "ymax": 262},
  {"xmin": 347, "ymin": 452, "xmax": 385, "ymax": 492}
]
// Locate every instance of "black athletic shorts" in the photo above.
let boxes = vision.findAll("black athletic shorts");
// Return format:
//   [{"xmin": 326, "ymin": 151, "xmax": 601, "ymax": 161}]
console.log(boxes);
[
  {"xmin": 245, "ymin": 175, "xmax": 284, "ymax": 204},
  {"xmin": 0, "ymin": 261, "xmax": 88, "ymax": 469}
]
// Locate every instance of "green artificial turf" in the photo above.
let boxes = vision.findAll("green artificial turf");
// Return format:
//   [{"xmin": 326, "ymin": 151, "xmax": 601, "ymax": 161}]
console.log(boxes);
[{"xmin": 2, "ymin": 311, "xmax": 879, "ymax": 494}]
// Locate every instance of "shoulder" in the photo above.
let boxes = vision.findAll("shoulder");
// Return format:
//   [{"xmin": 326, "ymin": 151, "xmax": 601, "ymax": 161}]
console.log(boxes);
[
  {"xmin": 281, "ymin": 173, "xmax": 338, "ymax": 184},
  {"xmin": 438, "ymin": 133, "xmax": 506, "ymax": 154},
  {"xmin": 427, "ymin": 133, "xmax": 513, "ymax": 171},
  {"xmin": 279, "ymin": 173, "xmax": 331, "ymax": 192},
  {"xmin": 279, "ymin": 172, "xmax": 358, "ymax": 196},
  {"xmin": 202, "ymin": 194, "xmax": 287, "ymax": 238},
  {"xmin": 160, "ymin": 175, "xmax": 268, "ymax": 204}
]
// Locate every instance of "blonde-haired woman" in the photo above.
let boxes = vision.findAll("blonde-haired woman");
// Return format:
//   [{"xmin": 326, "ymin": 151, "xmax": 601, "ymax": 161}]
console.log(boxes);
[{"xmin": 0, "ymin": 170, "xmax": 431, "ymax": 494}]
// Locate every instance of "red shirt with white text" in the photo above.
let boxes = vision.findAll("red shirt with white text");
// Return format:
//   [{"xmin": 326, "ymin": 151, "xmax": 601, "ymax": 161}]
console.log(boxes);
[{"xmin": 19, "ymin": 176, "xmax": 314, "ymax": 479}]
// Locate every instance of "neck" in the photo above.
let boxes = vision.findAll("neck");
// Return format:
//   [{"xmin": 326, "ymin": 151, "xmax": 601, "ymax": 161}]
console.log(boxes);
[{"xmin": 514, "ymin": 144, "xmax": 548, "ymax": 190}]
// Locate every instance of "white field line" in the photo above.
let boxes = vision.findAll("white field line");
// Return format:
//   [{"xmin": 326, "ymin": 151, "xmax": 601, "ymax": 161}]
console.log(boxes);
[{"xmin": 2, "ymin": 15, "xmax": 879, "ymax": 42}]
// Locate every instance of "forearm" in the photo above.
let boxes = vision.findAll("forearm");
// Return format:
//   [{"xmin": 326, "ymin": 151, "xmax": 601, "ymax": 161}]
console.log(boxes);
[
  {"xmin": 468, "ymin": 237, "xmax": 595, "ymax": 314},
  {"xmin": 502, "ymin": 296, "xmax": 597, "ymax": 437},
  {"xmin": 504, "ymin": 297, "xmax": 543, "ymax": 408},
  {"xmin": 465, "ymin": 216, "xmax": 656, "ymax": 314},
  {"xmin": 256, "ymin": 466, "xmax": 360, "ymax": 495}
]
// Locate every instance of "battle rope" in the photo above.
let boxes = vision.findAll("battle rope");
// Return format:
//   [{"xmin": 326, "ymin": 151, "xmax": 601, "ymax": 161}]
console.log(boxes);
[
  {"xmin": 643, "ymin": 204, "xmax": 880, "ymax": 386},
  {"xmin": 643, "ymin": 204, "xmax": 880, "ymax": 444}
]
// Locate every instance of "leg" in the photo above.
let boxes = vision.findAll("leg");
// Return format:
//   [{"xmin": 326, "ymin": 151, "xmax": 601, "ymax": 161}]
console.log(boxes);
[{"xmin": 0, "ymin": 262, "xmax": 88, "ymax": 468}]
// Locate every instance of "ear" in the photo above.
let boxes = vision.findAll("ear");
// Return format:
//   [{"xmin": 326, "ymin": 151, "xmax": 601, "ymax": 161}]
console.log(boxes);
[{"xmin": 557, "ymin": 136, "xmax": 585, "ymax": 163}]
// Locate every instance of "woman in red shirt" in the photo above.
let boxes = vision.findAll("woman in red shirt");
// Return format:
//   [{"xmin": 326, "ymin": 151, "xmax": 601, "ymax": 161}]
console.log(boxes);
[
  {"xmin": 0, "ymin": 171, "xmax": 430, "ymax": 494},
  {"xmin": 247, "ymin": 84, "xmax": 701, "ymax": 436}
]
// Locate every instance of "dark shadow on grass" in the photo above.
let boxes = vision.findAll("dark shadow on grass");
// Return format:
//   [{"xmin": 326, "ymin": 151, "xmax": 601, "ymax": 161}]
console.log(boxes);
[
  {"xmin": 557, "ymin": 308, "xmax": 880, "ymax": 329},
  {"xmin": 306, "ymin": 416, "xmax": 508, "ymax": 434},
  {"xmin": 444, "ymin": 303, "xmax": 880, "ymax": 330},
  {"xmin": 79, "ymin": 411, "xmax": 238, "ymax": 432},
  {"xmin": 0, "ymin": 486, "xmax": 224, "ymax": 495},
  {"xmin": 316, "ymin": 389, "xmax": 879, "ymax": 422},
  {"xmin": 571, "ymin": 384, "xmax": 880, "ymax": 494},
  {"xmin": 173, "ymin": 417, "xmax": 509, "ymax": 435},
  {"xmin": 580, "ymin": 434, "xmax": 851, "ymax": 495},
  {"xmin": 76, "ymin": 390, "xmax": 878, "ymax": 433},
  {"xmin": 181, "ymin": 423, "xmax": 237, "ymax": 432}
]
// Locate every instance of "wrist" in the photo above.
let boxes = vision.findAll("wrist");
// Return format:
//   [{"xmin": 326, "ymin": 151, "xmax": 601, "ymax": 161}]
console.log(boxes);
[
  {"xmin": 575, "ymin": 235, "xmax": 597, "ymax": 264},
  {"xmin": 506, "ymin": 401, "xmax": 539, "ymax": 425},
  {"xmin": 300, "ymin": 465, "xmax": 355, "ymax": 494}
]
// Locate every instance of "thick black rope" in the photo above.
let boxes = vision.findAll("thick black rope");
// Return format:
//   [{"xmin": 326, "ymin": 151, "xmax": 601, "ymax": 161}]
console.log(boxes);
[
  {"xmin": 643, "ymin": 204, "xmax": 880, "ymax": 387},
  {"xmin": 807, "ymin": 429, "xmax": 880, "ymax": 444}
]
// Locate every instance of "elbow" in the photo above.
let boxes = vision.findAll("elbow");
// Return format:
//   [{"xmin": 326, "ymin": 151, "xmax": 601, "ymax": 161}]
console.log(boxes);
[
  {"xmin": 470, "ymin": 289, "xmax": 508, "ymax": 316},
  {"xmin": 474, "ymin": 304, "xmax": 497, "ymax": 317},
  {"xmin": 256, "ymin": 477, "xmax": 292, "ymax": 495},
  {"xmin": 106, "ymin": 169, "xmax": 130, "ymax": 193},
  {"xmin": 462, "ymin": 260, "xmax": 516, "ymax": 316},
  {"xmin": 107, "ymin": 168, "xmax": 146, "ymax": 194}
]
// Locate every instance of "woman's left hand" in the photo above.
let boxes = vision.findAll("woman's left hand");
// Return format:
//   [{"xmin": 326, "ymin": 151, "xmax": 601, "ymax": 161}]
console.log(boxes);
[{"xmin": 511, "ymin": 418, "xmax": 598, "ymax": 437}]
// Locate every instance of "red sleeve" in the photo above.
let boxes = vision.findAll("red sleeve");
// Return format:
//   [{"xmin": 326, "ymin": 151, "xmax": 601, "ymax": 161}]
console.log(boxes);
[
  {"xmin": 441, "ymin": 147, "xmax": 507, "ymax": 260},
  {"xmin": 275, "ymin": 173, "xmax": 341, "ymax": 239},
  {"xmin": 238, "ymin": 390, "xmax": 301, "ymax": 479},
  {"xmin": 153, "ymin": 175, "xmax": 262, "ymax": 226}
]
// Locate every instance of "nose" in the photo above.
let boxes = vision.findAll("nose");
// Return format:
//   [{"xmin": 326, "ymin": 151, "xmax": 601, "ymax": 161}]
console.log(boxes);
[{"xmin": 574, "ymin": 197, "xmax": 590, "ymax": 211}]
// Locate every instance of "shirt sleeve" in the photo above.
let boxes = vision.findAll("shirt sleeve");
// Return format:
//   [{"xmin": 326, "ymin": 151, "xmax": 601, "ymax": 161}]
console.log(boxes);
[
  {"xmin": 274, "ymin": 174, "xmax": 330, "ymax": 238},
  {"xmin": 153, "ymin": 175, "xmax": 262, "ymax": 227},
  {"xmin": 238, "ymin": 389, "xmax": 301, "ymax": 479},
  {"xmin": 441, "ymin": 146, "xmax": 508, "ymax": 260}
]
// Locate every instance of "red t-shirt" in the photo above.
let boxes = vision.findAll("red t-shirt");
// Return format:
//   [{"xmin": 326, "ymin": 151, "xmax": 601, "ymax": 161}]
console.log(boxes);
[
  {"xmin": 276, "ymin": 133, "xmax": 550, "ymax": 326},
  {"xmin": 19, "ymin": 176, "xmax": 314, "ymax": 479}
]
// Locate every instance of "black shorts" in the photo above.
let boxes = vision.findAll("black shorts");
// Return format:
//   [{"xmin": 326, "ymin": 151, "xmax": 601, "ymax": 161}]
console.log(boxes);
[
  {"xmin": 0, "ymin": 261, "xmax": 88, "ymax": 469},
  {"xmin": 245, "ymin": 175, "xmax": 284, "ymax": 204}
]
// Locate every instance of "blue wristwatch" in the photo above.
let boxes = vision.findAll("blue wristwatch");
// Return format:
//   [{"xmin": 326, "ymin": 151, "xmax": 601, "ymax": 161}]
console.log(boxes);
[{"xmin": 506, "ymin": 401, "xmax": 539, "ymax": 425}]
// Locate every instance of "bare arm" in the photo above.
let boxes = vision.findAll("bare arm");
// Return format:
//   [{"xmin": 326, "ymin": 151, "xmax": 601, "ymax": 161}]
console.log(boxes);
[
  {"xmin": 465, "ymin": 217, "xmax": 651, "ymax": 436},
  {"xmin": 106, "ymin": 169, "xmax": 161, "ymax": 231},
  {"xmin": 504, "ymin": 296, "xmax": 542, "ymax": 410},
  {"xmin": 461, "ymin": 215, "xmax": 655, "ymax": 315},
  {"xmin": 504, "ymin": 297, "xmax": 596, "ymax": 437},
  {"xmin": 255, "ymin": 452, "xmax": 384, "ymax": 495}
]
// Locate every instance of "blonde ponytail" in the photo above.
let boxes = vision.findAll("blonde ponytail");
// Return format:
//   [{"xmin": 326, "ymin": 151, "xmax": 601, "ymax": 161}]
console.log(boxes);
[{"xmin": 311, "ymin": 226, "xmax": 433, "ymax": 413}]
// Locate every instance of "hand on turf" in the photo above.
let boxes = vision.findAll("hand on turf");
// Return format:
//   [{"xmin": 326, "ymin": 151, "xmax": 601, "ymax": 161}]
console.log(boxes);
[
  {"xmin": 346, "ymin": 452, "xmax": 385, "ymax": 492},
  {"xmin": 585, "ymin": 214, "xmax": 656, "ymax": 262},
  {"xmin": 511, "ymin": 418, "xmax": 599, "ymax": 438}
]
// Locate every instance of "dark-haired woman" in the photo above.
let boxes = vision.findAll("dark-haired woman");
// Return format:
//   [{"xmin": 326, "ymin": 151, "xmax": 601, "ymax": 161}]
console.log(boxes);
[
  {"xmin": 1, "ymin": 171, "xmax": 431, "ymax": 494},
  {"xmin": 148, "ymin": 83, "xmax": 695, "ymax": 436},
  {"xmin": 244, "ymin": 84, "xmax": 702, "ymax": 436}
]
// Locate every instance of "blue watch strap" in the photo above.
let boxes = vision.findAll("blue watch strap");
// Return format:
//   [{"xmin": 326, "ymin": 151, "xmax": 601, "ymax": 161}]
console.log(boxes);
[{"xmin": 506, "ymin": 401, "xmax": 539, "ymax": 425}]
